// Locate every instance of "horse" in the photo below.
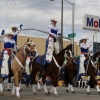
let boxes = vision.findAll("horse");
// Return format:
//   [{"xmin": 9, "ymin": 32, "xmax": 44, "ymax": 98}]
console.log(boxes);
[
  {"xmin": 31, "ymin": 45, "xmax": 73, "ymax": 96},
  {"xmin": 11, "ymin": 38, "xmax": 35, "ymax": 99},
  {"xmin": 0, "ymin": 48, "xmax": 20, "ymax": 92},
  {"xmin": 64, "ymin": 57, "xmax": 78, "ymax": 93},
  {"xmin": 66, "ymin": 52, "xmax": 100, "ymax": 95},
  {"xmin": 84, "ymin": 52, "xmax": 100, "ymax": 94}
]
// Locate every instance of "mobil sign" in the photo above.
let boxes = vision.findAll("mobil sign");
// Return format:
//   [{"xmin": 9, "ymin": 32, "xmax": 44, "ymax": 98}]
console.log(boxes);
[{"xmin": 83, "ymin": 14, "xmax": 100, "ymax": 31}]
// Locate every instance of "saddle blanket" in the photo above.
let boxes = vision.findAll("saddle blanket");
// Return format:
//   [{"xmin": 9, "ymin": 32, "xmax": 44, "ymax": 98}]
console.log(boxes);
[
  {"xmin": 0, "ymin": 59, "xmax": 2, "ymax": 67},
  {"xmin": 36, "ymin": 55, "xmax": 45, "ymax": 65}
]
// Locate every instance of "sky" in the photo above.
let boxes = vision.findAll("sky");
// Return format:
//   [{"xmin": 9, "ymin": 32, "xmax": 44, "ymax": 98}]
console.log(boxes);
[{"xmin": 0, "ymin": 0, "xmax": 100, "ymax": 46}]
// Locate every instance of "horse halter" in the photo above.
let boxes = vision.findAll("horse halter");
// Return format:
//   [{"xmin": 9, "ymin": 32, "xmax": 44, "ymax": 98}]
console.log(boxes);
[
  {"xmin": 64, "ymin": 50, "xmax": 73, "ymax": 64},
  {"xmin": 23, "ymin": 42, "xmax": 35, "ymax": 56}
]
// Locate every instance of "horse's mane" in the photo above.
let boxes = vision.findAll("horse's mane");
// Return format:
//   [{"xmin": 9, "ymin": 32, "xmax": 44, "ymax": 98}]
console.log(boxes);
[{"xmin": 19, "ymin": 38, "xmax": 30, "ymax": 51}]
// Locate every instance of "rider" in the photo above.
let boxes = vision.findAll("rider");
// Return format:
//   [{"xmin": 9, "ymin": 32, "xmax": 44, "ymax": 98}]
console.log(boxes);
[
  {"xmin": 11, "ymin": 24, "xmax": 23, "ymax": 45},
  {"xmin": 79, "ymin": 36, "xmax": 91, "ymax": 76},
  {"xmin": 42, "ymin": 18, "xmax": 61, "ymax": 67},
  {"xmin": 0, "ymin": 30, "xmax": 15, "ymax": 78}
]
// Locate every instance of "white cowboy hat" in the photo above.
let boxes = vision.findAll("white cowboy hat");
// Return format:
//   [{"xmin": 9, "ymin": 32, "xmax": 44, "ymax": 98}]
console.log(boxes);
[
  {"xmin": 6, "ymin": 32, "xmax": 14, "ymax": 36},
  {"xmin": 50, "ymin": 18, "xmax": 57, "ymax": 22},
  {"xmin": 10, "ymin": 25, "xmax": 18, "ymax": 30},
  {"xmin": 80, "ymin": 36, "xmax": 89, "ymax": 41}
]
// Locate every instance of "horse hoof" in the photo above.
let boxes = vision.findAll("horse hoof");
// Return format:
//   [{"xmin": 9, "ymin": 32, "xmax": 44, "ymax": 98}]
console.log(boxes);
[
  {"xmin": 12, "ymin": 94, "xmax": 16, "ymax": 98},
  {"xmin": 45, "ymin": 92, "xmax": 49, "ymax": 95},
  {"xmin": 55, "ymin": 94, "xmax": 59, "ymax": 97},
  {"xmin": 7, "ymin": 89, "xmax": 11, "ymax": 91},
  {"xmin": 72, "ymin": 91, "xmax": 75, "ymax": 94},
  {"xmin": 38, "ymin": 89, "xmax": 41, "ymax": 92},
  {"xmin": 19, "ymin": 89, "xmax": 22, "ymax": 92},
  {"xmin": 98, "ymin": 92, "xmax": 100, "ymax": 95},
  {"xmin": 48, "ymin": 91, "xmax": 51, "ymax": 94},
  {"xmin": 66, "ymin": 89, "xmax": 69, "ymax": 92},
  {"xmin": 0, "ymin": 92, "xmax": 3, "ymax": 96},
  {"xmin": 17, "ymin": 97, "xmax": 21, "ymax": 100},
  {"xmin": 87, "ymin": 92, "xmax": 90, "ymax": 95},
  {"xmin": 33, "ymin": 92, "xmax": 37, "ymax": 95}
]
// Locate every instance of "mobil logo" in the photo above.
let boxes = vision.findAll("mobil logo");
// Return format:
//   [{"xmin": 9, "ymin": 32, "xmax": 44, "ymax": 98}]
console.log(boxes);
[
  {"xmin": 83, "ymin": 14, "xmax": 100, "ymax": 31},
  {"xmin": 87, "ymin": 17, "xmax": 100, "ymax": 28}
]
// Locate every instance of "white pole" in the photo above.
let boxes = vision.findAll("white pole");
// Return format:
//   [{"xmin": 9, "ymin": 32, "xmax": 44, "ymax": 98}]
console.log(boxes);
[{"xmin": 94, "ymin": 31, "xmax": 97, "ymax": 42}]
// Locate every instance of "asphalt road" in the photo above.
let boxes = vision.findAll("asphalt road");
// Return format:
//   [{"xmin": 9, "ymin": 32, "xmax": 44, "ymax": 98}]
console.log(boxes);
[{"xmin": 0, "ymin": 84, "xmax": 100, "ymax": 100}]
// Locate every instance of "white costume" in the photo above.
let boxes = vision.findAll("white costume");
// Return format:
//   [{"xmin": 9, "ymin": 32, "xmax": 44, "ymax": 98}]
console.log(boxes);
[
  {"xmin": 79, "ymin": 36, "xmax": 90, "ymax": 75},
  {"xmin": 0, "ymin": 32, "xmax": 15, "ymax": 77},
  {"xmin": 25, "ymin": 49, "xmax": 38, "ymax": 75},
  {"xmin": 11, "ymin": 25, "xmax": 22, "ymax": 44},
  {"xmin": 45, "ymin": 18, "xmax": 61, "ymax": 63}
]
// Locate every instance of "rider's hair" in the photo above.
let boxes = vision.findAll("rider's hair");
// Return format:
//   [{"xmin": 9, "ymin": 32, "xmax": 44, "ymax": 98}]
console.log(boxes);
[{"xmin": 79, "ymin": 40, "xmax": 83, "ymax": 46}]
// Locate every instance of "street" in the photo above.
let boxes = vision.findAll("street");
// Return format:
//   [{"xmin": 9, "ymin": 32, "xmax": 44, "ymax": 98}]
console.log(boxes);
[{"xmin": 0, "ymin": 84, "xmax": 100, "ymax": 100}]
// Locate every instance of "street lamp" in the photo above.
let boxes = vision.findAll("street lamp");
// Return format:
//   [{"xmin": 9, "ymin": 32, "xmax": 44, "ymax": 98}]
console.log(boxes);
[
  {"xmin": 65, "ymin": 0, "xmax": 75, "ymax": 55},
  {"xmin": 50, "ymin": 0, "xmax": 63, "ymax": 49}
]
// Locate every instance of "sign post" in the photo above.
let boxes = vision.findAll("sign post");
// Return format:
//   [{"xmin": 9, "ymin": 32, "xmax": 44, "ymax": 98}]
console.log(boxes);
[{"xmin": 68, "ymin": 33, "xmax": 76, "ymax": 38}]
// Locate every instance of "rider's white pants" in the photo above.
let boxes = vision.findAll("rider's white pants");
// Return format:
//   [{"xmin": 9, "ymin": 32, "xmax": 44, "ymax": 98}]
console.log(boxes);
[
  {"xmin": 79, "ymin": 54, "xmax": 86, "ymax": 74},
  {"xmin": 25, "ymin": 57, "xmax": 30, "ymax": 75},
  {"xmin": 1, "ymin": 51, "xmax": 9, "ymax": 76},
  {"xmin": 46, "ymin": 37, "xmax": 54, "ymax": 62}
]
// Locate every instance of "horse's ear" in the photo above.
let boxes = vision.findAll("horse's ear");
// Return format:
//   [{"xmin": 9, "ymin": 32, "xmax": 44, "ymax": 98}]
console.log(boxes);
[
  {"xmin": 27, "ymin": 38, "xmax": 29, "ymax": 42},
  {"xmin": 31, "ymin": 39, "xmax": 33, "ymax": 42}
]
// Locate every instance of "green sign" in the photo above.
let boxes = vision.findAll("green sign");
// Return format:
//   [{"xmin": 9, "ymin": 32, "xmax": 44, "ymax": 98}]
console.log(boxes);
[{"xmin": 68, "ymin": 33, "xmax": 76, "ymax": 38}]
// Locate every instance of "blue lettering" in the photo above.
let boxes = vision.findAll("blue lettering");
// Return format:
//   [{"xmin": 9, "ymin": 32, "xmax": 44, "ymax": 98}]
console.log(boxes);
[
  {"xmin": 99, "ymin": 19, "xmax": 100, "ymax": 28},
  {"xmin": 87, "ymin": 17, "xmax": 93, "ymax": 27}
]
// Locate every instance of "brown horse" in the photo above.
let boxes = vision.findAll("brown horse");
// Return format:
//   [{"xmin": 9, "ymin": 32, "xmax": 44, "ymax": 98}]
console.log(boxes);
[
  {"xmin": 84, "ymin": 52, "xmax": 100, "ymax": 95},
  {"xmin": 64, "ymin": 60, "xmax": 77, "ymax": 93},
  {"xmin": 11, "ymin": 39, "xmax": 35, "ymax": 99},
  {"xmin": 31, "ymin": 45, "xmax": 72, "ymax": 96},
  {"xmin": 64, "ymin": 52, "xmax": 100, "ymax": 95}
]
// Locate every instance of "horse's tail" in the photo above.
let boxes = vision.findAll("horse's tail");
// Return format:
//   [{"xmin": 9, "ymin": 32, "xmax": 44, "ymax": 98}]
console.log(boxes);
[{"xmin": 64, "ymin": 67, "xmax": 70, "ymax": 86}]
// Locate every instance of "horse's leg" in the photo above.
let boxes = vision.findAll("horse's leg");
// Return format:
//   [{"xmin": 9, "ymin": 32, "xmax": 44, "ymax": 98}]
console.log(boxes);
[
  {"xmin": 7, "ymin": 75, "xmax": 11, "ymax": 91},
  {"xmin": 31, "ymin": 73, "xmax": 37, "ymax": 95},
  {"xmin": 81, "ymin": 81, "xmax": 84, "ymax": 88},
  {"xmin": 51, "ymin": 73, "xmax": 58, "ymax": 97},
  {"xmin": 12, "ymin": 83, "xmax": 16, "ymax": 97},
  {"xmin": 78, "ymin": 80, "xmax": 80, "ymax": 87},
  {"xmin": 37, "ymin": 82, "xmax": 41, "ymax": 91},
  {"xmin": 42, "ymin": 70, "xmax": 48, "ymax": 95},
  {"xmin": 93, "ymin": 79, "xmax": 100, "ymax": 94},
  {"xmin": 66, "ymin": 83, "xmax": 70, "ymax": 92},
  {"xmin": 96, "ymin": 85, "xmax": 100, "ymax": 94},
  {"xmin": 49, "ymin": 87, "xmax": 54, "ymax": 94},
  {"xmin": 35, "ymin": 72, "xmax": 41, "ymax": 91},
  {"xmin": 14, "ymin": 72, "xmax": 20, "ymax": 99},
  {"xmin": 19, "ymin": 79, "xmax": 22, "ymax": 91},
  {"xmin": 68, "ymin": 78, "xmax": 75, "ymax": 93},
  {"xmin": 84, "ymin": 81, "xmax": 87, "ymax": 88},
  {"xmin": 87, "ymin": 85, "xmax": 90, "ymax": 95},
  {"xmin": 0, "ymin": 77, "xmax": 3, "ymax": 95}
]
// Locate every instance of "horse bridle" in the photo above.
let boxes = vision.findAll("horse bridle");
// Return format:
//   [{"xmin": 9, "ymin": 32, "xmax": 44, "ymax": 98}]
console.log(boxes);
[
  {"xmin": 64, "ymin": 50, "xmax": 73, "ymax": 64},
  {"xmin": 23, "ymin": 42, "xmax": 36, "ymax": 56}
]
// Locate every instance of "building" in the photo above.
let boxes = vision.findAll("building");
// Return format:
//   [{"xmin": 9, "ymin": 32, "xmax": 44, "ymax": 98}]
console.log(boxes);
[{"xmin": 0, "ymin": 35, "xmax": 80, "ymax": 55}]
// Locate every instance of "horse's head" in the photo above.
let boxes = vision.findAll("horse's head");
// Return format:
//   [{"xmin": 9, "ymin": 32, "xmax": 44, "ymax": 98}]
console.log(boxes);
[
  {"xmin": 58, "ymin": 44, "xmax": 73, "ymax": 65},
  {"xmin": 64, "ymin": 49, "xmax": 73, "ymax": 64},
  {"xmin": 23, "ymin": 38, "xmax": 36, "ymax": 55}
]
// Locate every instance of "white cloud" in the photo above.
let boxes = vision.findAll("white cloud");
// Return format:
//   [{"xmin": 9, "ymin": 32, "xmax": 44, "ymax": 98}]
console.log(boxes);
[{"xmin": 0, "ymin": 0, "xmax": 100, "ymax": 46}]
